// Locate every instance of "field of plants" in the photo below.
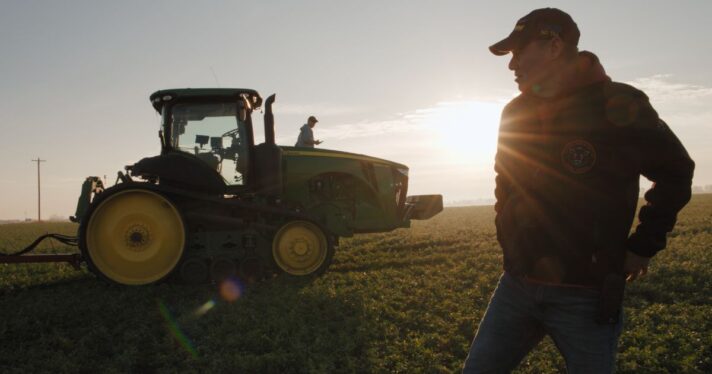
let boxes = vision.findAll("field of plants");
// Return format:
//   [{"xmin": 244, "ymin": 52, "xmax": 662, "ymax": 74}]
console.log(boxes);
[{"xmin": 1, "ymin": 194, "xmax": 710, "ymax": 373}]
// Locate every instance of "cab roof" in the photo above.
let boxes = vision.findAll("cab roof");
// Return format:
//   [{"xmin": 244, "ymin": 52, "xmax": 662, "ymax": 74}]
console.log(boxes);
[{"xmin": 149, "ymin": 88, "xmax": 263, "ymax": 113}]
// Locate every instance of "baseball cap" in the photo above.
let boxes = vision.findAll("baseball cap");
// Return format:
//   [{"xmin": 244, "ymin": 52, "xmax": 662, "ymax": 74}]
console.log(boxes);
[
  {"xmin": 489, "ymin": 8, "xmax": 580, "ymax": 56},
  {"xmin": 308, "ymin": 115, "xmax": 318, "ymax": 123}
]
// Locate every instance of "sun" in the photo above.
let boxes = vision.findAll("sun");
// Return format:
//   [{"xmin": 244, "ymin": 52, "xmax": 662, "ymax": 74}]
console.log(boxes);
[{"xmin": 416, "ymin": 100, "xmax": 504, "ymax": 166}]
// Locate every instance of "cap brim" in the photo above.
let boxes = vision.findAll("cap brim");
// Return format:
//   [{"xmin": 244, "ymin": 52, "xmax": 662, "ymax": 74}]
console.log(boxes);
[{"xmin": 489, "ymin": 35, "xmax": 517, "ymax": 56}]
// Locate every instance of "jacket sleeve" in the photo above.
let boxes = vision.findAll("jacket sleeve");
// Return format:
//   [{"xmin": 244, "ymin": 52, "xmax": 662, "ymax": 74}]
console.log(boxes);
[{"xmin": 624, "ymin": 91, "xmax": 695, "ymax": 257}]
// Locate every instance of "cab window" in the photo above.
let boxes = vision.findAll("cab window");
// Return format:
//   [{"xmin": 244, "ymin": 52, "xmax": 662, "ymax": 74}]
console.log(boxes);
[{"xmin": 170, "ymin": 102, "xmax": 249, "ymax": 185}]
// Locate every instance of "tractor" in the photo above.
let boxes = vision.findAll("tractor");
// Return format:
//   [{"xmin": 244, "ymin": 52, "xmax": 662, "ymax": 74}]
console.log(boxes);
[{"xmin": 57, "ymin": 88, "xmax": 442, "ymax": 285}]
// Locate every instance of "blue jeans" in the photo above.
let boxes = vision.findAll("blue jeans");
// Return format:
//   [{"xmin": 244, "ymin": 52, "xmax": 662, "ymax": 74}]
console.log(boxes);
[{"xmin": 463, "ymin": 272, "xmax": 623, "ymax": 373}]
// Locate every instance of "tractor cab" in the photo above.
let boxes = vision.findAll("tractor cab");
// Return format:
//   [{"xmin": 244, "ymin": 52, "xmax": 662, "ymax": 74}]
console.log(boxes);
[
  {"xmin": 130, "ymin": 89, "xmax": 273, "ymax": 195},
  {"xmin": 167, "ymin": 99, "xmax": 252, "ymax": 185}
]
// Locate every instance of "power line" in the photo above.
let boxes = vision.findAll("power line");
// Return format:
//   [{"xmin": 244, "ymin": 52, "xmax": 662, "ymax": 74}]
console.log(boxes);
[{"xmin": 31, "ymin": 158, "xmax": 46, "ymax": 222}]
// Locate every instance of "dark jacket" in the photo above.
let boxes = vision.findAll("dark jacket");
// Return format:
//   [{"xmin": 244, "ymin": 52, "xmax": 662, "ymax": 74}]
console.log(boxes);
[{"xmin": 494, "ymin": 51, "xmax": 695, "ymax": 286}]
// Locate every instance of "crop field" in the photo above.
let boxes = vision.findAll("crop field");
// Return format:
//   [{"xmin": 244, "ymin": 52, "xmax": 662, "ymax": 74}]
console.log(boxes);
[{"xmin": 1, "ymin": 194, "xmax": 711, "ymax": 373}]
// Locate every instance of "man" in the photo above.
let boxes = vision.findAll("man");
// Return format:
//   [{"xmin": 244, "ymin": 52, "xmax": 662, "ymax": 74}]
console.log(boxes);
[
  {"xmin": 295, "ymin": 115, "xmax": 323, "ymax": 148},
  {"xmin": 463, "ymin": 8, "xmax": 694, "ymax": 373}
]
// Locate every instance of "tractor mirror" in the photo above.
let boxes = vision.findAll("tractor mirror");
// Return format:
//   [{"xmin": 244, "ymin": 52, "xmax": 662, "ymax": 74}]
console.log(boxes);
[
  {"xmin": 195, "ymin": 135, "xmax": 209, "ymax": 148},
  {"xmin": 210, "ymin": 137, "xmax": 223, "ymax": 150}
]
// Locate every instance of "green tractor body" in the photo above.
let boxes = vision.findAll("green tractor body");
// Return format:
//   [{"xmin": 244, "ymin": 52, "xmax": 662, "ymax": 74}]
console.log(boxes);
[{"xmin": 75, "ymin": 88, "xmax": 442, "ymax": 285}]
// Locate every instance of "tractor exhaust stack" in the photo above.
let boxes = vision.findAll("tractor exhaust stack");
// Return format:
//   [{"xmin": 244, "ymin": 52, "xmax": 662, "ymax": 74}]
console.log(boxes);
[{"xmin": 264, "ymin": 94, "xmax": 276, "ymax": 145}]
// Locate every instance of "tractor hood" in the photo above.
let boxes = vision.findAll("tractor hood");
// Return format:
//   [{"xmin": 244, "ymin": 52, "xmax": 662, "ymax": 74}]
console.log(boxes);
[{"xmin": 281, "ymin": 147, "xmax": 408, "ymax": 170}]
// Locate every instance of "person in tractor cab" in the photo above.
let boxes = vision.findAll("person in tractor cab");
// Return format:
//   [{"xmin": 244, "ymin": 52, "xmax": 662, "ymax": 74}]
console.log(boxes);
[
  {"xmin": 462, "ymin": 8, "xmax": 694, "ymax": 373},
  {"xmin": 295, "ymin": 115, "xmax": 323, "ymax": 148}
]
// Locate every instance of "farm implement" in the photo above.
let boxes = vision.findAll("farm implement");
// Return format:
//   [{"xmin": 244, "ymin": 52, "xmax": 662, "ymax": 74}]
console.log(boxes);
[{"xmin": 1, "ymin": 88, "xmax": 442, "ymax": 285}]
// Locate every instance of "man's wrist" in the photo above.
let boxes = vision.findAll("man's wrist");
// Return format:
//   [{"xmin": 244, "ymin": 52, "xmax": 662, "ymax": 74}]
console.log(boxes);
[{"xmin": 626, "ymin": 234, "xmax": 658, "ymax": 258}]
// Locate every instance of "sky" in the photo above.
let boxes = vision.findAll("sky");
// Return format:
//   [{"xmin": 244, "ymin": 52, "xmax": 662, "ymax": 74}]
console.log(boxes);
[{"xmin": 1, "ymin": 0, "xmax": 711, "ymax": 220}]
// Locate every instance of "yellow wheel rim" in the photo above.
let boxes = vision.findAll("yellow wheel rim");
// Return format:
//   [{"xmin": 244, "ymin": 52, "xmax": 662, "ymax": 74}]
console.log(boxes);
[
  {"xmin": 86, "ymin": 189, "xmax": 185, "ymax": 285},
  {"xmin": 272, "ymin": 221, "xmax": 328, "ymax": 276}
]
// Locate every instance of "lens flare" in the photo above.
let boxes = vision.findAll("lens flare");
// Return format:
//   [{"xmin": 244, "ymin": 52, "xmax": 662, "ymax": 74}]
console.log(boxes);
[
  {"xmin": 194, "ymin": 299, "xmax": 216, "ymax": 317},
  {"xmin": 219, "ymin": 276, "xmax": 243, "ymax": 302},
  {"xmin": 158, "ymin": 300, "xmax": 197, "ymax": 358}
]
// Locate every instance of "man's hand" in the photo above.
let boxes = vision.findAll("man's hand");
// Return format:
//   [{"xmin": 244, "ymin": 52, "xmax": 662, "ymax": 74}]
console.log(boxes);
[{"xmin": 623, "ymin": 250, "xmax": 651, "ymax": 282}]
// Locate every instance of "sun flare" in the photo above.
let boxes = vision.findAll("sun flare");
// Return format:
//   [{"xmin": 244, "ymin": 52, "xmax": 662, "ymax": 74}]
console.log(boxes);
[{"xmin": 415, "ymin": 100, "xmax": 504, "ymax": 165}]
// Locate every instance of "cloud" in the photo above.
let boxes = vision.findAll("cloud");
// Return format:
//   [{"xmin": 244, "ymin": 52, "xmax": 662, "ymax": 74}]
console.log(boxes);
[
  {"xmin": 626, "ymin": 75, "xmax": 712, "ymax": 110},
  {"xmin": 276, "ymin": 103, "xmax": 363, "ymax": 117},
  {"xmin": 312, "ymin": 98, "xmax": 504, "ymax": 142},
  {"xmin": 624, "ymin": 75, "xmax": 712, "ymax": 146},
  {"xmin": 316, "ymin": 117, "xmax": 419, "ymax": 140},
  {"xmin": 273, "ymin": 117, "xmax": 418, "ymax": 145}
]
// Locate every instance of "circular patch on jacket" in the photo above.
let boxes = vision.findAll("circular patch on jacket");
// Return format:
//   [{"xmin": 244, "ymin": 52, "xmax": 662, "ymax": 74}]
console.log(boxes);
[{"xmin": 561, "ymin": 139, "xmax": 596, "ymax": 174}]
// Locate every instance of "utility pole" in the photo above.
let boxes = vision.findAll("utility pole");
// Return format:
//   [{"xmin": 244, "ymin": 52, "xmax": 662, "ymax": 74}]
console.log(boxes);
[{"xmin": 31, "ymin": 158, "xmax": 46, "ymax": 222}]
